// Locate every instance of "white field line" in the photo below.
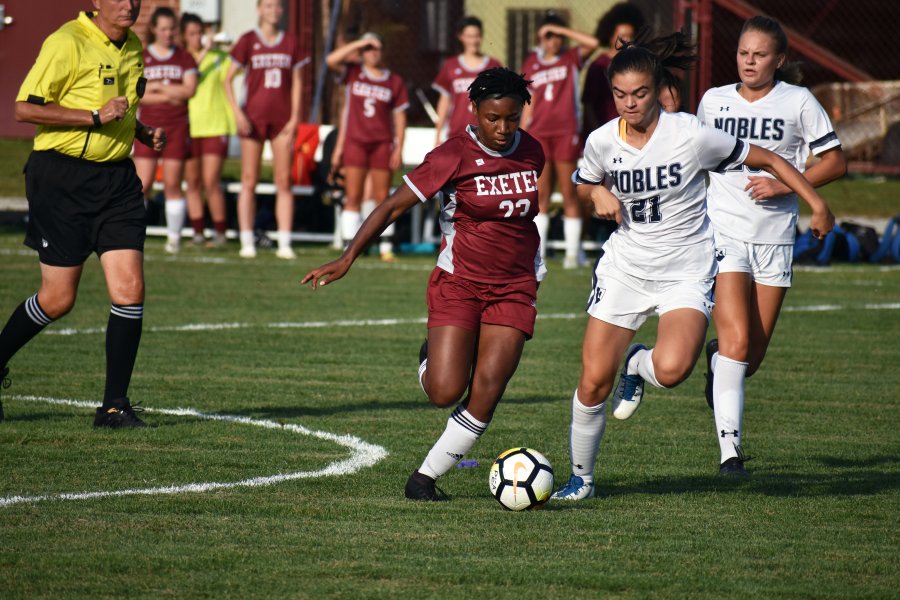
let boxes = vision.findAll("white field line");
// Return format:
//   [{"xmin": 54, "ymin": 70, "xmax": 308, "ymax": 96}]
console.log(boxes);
[
  {"xmin": 4, "ymin": 247, "xmax": 900, "ymax": 272},
  {"xmin": 41, "ymin": 303, "xmax": 899, "ymax": 337},
  {"xmin": 0, "ymin": 395, "xmax": 389, "ymax": 508}
]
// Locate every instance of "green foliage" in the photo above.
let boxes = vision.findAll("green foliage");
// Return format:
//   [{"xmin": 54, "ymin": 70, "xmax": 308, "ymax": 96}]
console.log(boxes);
[{"xmin": 0, "ymin": 231, "xmax": 898, "ymax": 598}]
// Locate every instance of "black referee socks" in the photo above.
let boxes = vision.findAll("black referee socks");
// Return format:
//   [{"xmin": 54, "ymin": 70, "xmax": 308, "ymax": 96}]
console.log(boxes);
[
  {"xmin": 103, "ymin": 304, "xmax": 143, "ymax": 406},
  {"xmin": 0, "ymin": 293, "xmax": 54, "ymax": 369}
]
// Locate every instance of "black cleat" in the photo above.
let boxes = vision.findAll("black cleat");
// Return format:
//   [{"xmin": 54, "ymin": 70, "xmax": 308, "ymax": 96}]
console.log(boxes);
[
  {"xmin": 93, "ymin": 397, "xmax": 147, "ymax": 428},
  {"xmin": 404, "ymin": 470, "xmax": 447, "ymax": 501},
  {"xmin": 0, "ymin": 366, "xmax": 9, "ymax": 422},
  {"xmin": 418, "ymin": 339, "xmax": 428, "ymax": 365},
  {"xmin": 719, "ymin": 446, "xmax": 751, "ymax": 478},
  {"xmin": 705, "ymin": 338, "xmax": 718, "ymax": 410}
]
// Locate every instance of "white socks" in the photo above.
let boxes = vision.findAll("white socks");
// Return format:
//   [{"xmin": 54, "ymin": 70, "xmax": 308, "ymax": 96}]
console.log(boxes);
[
  {"xmin": 568, "ymin": 391, "xmax": 606, "ymax": 483},
  {"xmin": 340, "ymin": 209, "xmax": 361, "ymax": 244},
  {"xmin": 277, "ymin": 230, "xmax": 292, "ymax": 251},
  {"xmin": 165, "ymin": 198, "xmax": 186, "ymax": 243},
  {"xmin": 712, "ymin": 353, "xmax": 748, "ymax": 463},
  {"xmin": 534, "ymin": 212, "xmax": 550, "ymax": 258},
  {"xmin": 239, "ymin": 230, "xmax": 255, "ymax": 251},
  {"xmin": 563, "ymin": 216, "xmax": 582, "ymax": 263},
  {"xmin": 627, "ymin": 347, "xmax": 665, "ymax": 388},
  {"xmin": 418, "ymin": 406, "xmax": 489, "ymax": 480}
]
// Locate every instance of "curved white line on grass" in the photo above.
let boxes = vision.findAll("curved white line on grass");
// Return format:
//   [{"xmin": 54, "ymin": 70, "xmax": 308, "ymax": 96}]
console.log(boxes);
[
  {"xmin": 0, "ymin": 395, "xmax": 389, "ymax": 508},
  {"xmin": 41, "ymin": 304, "xmax": 898, "ymax": 336}
]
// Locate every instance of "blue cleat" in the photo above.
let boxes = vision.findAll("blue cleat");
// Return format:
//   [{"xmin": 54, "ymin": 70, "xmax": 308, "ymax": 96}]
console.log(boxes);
[
  {"xmin": 551, "ymin": 474, "xmax": 595, "ymax": 501},
  {"xmin": 612, "ymin": 344, "xmax": 647, "ymax": 420}
]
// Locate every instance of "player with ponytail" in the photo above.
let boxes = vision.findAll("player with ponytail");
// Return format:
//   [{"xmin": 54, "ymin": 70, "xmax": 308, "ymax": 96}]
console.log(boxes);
[{"xmin": 552, "ymin": 31, "xmax": 835, "ymax": 500}]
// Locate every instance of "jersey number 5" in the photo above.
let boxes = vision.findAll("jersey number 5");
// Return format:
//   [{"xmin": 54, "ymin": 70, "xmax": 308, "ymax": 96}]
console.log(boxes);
[
  {"xmin": 630, "ymin": 195, "xmax": 662, "ymax": 223},
  {"xmin": 499, "ymin": 199, "xmax": 531, "ymax": 218}
]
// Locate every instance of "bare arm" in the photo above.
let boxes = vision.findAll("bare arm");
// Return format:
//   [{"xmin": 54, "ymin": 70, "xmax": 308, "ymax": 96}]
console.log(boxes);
[
  {"xmin": 746, "ymin": 146, "xmax": 847, "ymax": 199},
  {"xmin": 278, "ymin": 66, "xmax": 303, "ymax": 138},
  {"xmin": 223, "ymin": 61, "xmax": 251, "ymax": 137},
  {"xmin": 390, "ymin": 110, "xmax": 407, "ymax": 171},
  {"xmin": 302, "ymin": 183, "xmax": 421, "ymax": 288},
  {"xmin": 538, "ymin": 24, "xmax": 599, "ymax": 59},
  {"xmin": 433, "ymin": 94, "xmax": 450, "ymax": 146},
  {"xmin": 743, "ymin": 144, "xmax": 835, "ymax": 238},
  {"xmin": 577, "ymin": 182, "xmax": 623, "ymax": 224},
  {"xmin": 15, "ymin": 96, "xmax": 129, "ymax": 127},
  {"xmin": 326, "ymin": 39, "xmax": 373, "ymax": 72}
]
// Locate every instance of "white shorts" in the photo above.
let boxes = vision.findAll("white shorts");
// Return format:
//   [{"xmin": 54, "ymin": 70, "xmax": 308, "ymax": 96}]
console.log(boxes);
[
  {"xmin": 586, "ymin": 255, "xmax": 715, "ymax": 331},
  {"xmin": 714, "ymin": 230, "xmax": 793, "ymax": 288}
]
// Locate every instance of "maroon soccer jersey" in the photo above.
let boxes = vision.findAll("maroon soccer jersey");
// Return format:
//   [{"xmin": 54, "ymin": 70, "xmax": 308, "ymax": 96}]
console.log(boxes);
[
  {"xmin": 432, "ymin": 55, "xmax": 502, "ymax": 138},
  {"xmin": 403, "ymin": 128, "xmax": 546, "ymax": 284},
  {"xmin": 138, "ymin": 46, "xmax": 197, "ymax": 125},
  {"xmin": 340, "ymin": 64, "xmax": 409, "ymax": 145},
  {"xmin": 230, "ymin": 30, "xmax": 309, "ymax": 122},
  {"xmin": 522, "ymin": 47, "xmax": 583, "ymax": 138}
]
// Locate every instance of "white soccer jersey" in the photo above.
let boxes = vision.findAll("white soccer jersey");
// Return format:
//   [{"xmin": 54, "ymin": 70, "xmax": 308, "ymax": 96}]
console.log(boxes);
[
  {"xmin": 698, "ymin": 82, "xmax": 840, "ymax": 244},
  {"xmin": 575, "ymin": 111, "xmax": 748, "ymax": 280}
]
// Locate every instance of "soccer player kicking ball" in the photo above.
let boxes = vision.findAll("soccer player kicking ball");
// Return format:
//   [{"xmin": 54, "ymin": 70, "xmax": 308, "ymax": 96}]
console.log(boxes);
[
  {"xmin": 551, "ymin": 32, "xmax": 834, "ymax": 500},
  {"xmin": 303, "ymin": 68, "xmax": 546, "ymax": 502}
]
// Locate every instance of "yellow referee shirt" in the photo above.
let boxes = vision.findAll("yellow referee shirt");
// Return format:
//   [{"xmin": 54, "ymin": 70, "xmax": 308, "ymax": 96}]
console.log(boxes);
[
  {"xmin": 188, "ymin": 49, "xmax": 236, "ymax": 138},
  {"xmin": 16, "ymin": 12, "xmax": 144, "ymax": 162}
]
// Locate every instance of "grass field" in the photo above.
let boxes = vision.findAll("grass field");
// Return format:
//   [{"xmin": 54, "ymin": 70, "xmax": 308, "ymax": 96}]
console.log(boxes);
[{"xmin": 0, "ymin": 228, "xmax": 898, "ymax": 598}]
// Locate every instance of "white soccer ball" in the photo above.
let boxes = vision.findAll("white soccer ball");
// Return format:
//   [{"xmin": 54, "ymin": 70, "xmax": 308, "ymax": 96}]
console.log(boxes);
[{"xmin": 488, "ymin": 447, "xmax": 554, "ymax": 511}]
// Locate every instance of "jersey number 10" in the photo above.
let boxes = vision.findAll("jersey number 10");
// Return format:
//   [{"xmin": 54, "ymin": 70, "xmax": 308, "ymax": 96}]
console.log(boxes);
[{"xmin": 264, "ymin": 68, "xmax": 282, "ymax": 89}]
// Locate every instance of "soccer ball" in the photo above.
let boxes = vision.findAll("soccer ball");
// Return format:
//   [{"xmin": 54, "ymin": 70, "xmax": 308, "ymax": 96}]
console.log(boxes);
[{"xmin": 488, "ymin": 447, "xmax": 554, "ymax": 511}]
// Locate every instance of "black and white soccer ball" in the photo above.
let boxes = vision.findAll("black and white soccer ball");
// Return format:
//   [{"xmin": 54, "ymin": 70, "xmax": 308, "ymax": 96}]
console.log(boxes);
[{"xmin": 488, "ymin": 447, "xmax": 554, "ymax": 511}]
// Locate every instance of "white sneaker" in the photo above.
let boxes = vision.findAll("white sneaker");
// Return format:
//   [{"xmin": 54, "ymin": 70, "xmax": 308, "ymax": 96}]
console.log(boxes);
[
  {"xmin": 164, "ymin": 239, "xmax": 181, "ymax": 255},
  {"xmin": 239, "ymin": 246, "xmax": 257, "ymax": 259},
  {"xmin": 563, "ymin": 255, "xmax": 578, "ymax": 269},
  {"xmin": 551, "ymin": 474, "xmax": 595, "ymax": 500},
  {"xmin": 612, "ymin": 344, "xmax": 647, "ymax": 420},
  {"xmin": 275, "ymin": 247, "xmax": 297, "ymax": 260}
]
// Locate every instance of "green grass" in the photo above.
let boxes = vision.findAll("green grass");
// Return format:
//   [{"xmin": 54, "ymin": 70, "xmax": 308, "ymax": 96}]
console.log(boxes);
[
  {"xmin": 1, "ymin": 137, "xmax": 898, "ymax": 218},
  {"xmin": 0, "ymin": 229, "xmax": 898, "ymax": 598}
]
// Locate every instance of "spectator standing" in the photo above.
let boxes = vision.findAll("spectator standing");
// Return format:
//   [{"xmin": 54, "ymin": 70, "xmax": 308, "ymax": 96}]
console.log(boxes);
[
  {"xmin": 181, "ymin": 13, "xmax": 235, "ymax": 248},
  {"xmin": 133, "ymin": 6, "xmax": 198, "ymax": 254},
  {"xmin": 326, "ymin": 33, "xmax": 408, "ymax": 261},
  {"xmin": 521, "ymin": 12, "xmax": 598, "ymax": 269},
  {"xmin": 432, "ymin": 16, "xmax": 502, "ymax": 146},
  {"xmin": 225, "ymin": 0, "xmax": 308, "ymax": 259}
]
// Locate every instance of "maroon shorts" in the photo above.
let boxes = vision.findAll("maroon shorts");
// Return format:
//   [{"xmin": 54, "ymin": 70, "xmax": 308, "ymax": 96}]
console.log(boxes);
[
  {"xmin": 243, "ymin": 115, "xmax": 290, "ymax": 142},
  {"xmin": 133, "ymin": 118, "xmax": 191, "ymax": 160},
  {"xmin": 189, "ymin": 135, "xmax": 229, "ymax": 159},
  {"xmin": 536, "ymin": 131, "xmax": 582, "ymax": 163},
  {"xmin": 426, "ymin": 268, "xmax": 538, "ymax": 338},
  {"xmin": 342, "ymin": 139, "xmax": 392, "ymax": 170}
]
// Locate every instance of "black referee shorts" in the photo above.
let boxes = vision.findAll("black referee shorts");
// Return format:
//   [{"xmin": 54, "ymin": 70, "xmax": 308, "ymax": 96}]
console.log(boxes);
[{"xmin": 23, "ymin": 150, "xmax": 146, "ymax": 267}]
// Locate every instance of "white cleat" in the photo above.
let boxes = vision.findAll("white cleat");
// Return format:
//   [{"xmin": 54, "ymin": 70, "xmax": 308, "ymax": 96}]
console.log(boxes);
[
  {"xmin": 612, "ymin": 344, "xmax": 647, "ymax": 420},
  {"xmin": 551, "ymin": 474, "xmax": 595, "ymax": 500},
  {"xmin": 164, "ymin": 239, "xmax": 181, "ymax": 255},
  {"xmin": 275, "ymin": 247, "xmax": 297, "ymax": 260},
  {"xmin": 239, "ymin": 246, "xmax": 257, "ymax": 259}
]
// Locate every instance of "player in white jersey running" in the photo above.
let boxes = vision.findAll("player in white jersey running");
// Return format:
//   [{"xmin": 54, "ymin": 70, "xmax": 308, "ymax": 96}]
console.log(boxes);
[
  {"xmin": 551, "ymin": 31, "xmax": 835, "ymax": 500},
  {"xmin": 697, "ymin": 16, "xmax": 846, "ymax": 477}
]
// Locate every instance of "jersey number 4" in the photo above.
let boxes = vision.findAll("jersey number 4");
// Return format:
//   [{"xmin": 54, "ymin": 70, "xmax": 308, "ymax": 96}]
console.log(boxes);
[{"xmin": 630, "ymin": 195, "xmax": 662, "ymax": 223}]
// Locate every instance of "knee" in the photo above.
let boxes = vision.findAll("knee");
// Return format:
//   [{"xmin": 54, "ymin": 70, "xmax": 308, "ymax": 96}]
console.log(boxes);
[
  {"xmin": 425, "ymin": 377, "xmax": 467, "ymax": 409},
  {"xmin": 39, "ymin": 290, "xmax": 77, "ymax": 320},
  {"xmin": 652, "ymin": 354, "xmax": 694, "ymax": 388},
  {"xmin": 578, "ymin": 377, "xmax": 613, "ymax": 406},
  {"xmin": 718, "ymin": 333, "xmax": 751, "ymax": 363},
  {"xmin": 110, "ymin": 276, "xmax": 144, "ymax": 306}
]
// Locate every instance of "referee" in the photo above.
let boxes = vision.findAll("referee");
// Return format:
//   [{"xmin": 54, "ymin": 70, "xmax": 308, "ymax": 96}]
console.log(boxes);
[{"xmin": 0, "ymin": 0, "xmax": 164, "ymax": 428}]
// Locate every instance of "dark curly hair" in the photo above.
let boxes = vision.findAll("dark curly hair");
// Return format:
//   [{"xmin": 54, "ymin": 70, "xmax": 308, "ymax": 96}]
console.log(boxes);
[
  {"xmin": 468, "ymin": 67, "xmax": 532, "ymax": 106},
  {"xmin": 595, "ymin": 3, "xmax": 646, "ymax": 48}
]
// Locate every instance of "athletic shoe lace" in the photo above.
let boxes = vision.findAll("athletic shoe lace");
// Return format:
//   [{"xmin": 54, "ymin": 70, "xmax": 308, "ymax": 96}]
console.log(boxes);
[
  {"xmin": 620, "ymin": 374, "xmax": 641, "ymax": 400},
  {"xmin": 557, "ymin": 475, "xmax": 585, "ymax": 496}
]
